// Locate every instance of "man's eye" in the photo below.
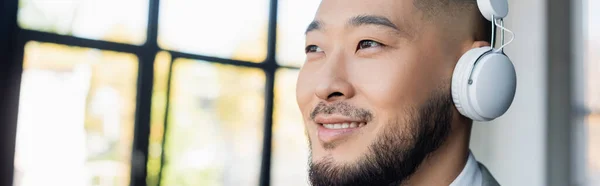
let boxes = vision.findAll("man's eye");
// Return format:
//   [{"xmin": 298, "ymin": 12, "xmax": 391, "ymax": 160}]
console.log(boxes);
[
  {"xmin": 305, "ymin": 45, "xmax": 323, "ymax": 53},
  {"xmin": 357, "ymin": 40, "xmax": 383, "ymax": 50}
]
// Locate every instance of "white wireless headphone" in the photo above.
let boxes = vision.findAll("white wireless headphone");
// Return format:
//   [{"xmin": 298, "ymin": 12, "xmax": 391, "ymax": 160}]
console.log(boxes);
[{"xmin": 451, "ymin": 0, "xmax": 517, "ymax": 121}]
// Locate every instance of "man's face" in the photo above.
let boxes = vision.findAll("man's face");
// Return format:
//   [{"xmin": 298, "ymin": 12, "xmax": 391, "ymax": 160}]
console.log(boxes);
[{"xmin": 296, "ymin": 0, "xmax": 464, "ymax": 185}]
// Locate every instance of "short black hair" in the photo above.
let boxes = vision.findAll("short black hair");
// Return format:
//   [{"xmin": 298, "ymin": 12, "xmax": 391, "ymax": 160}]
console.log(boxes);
[{"xmin": 413, "ymin": 0, "xmax": 492, "ymax": 43}]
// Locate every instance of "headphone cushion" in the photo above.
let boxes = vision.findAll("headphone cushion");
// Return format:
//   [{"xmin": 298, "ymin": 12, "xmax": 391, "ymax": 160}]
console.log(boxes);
[{"xmin": 452, "ymin": 47, "xmax": 492, "ymax": 120}]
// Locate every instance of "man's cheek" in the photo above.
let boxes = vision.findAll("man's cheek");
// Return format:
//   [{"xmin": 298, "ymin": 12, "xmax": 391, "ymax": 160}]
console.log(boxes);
[{"xmin": 296, "ymin": 83, "xmax": 315, "ymax": 112}]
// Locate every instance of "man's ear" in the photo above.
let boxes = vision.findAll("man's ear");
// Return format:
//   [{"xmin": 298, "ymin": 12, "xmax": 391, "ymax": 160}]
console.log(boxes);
[
  {"xmin": 471, "ymin": 41, "xmax": 491, "ymax": 48},
  {"xmin": 462, "ymin": 40, "xmax": 491, "ymax": 54}
]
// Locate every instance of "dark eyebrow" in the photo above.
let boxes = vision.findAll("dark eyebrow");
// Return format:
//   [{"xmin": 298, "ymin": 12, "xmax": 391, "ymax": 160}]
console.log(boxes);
[
  {"xmin": 305, "ymin": 20, "xmax": 322, "ymax": 34},
  {"xmin": 305, "ymin": 15, "xmax": 408, "ymax": 37},
  {"xmin": 348, "ymin": 15, "xmax": 399, "ymax": 31}
]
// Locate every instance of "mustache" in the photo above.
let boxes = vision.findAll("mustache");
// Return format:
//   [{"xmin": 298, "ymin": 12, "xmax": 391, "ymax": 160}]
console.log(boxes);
[{"xmin": 310, "ymin": 102, "xmax": 374, "ymax": 122}]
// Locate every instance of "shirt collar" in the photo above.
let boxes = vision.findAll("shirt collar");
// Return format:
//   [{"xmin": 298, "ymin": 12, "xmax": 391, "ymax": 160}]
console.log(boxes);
[{"xmin": 449, "ymin": 152, "xmax": 483, "ymax": 186}]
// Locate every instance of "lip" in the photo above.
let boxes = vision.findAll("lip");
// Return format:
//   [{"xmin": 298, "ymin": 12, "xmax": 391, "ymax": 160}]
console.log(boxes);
[{"xmin": 314, "ymin": 114, "xmax": 368, "ymax": 144}]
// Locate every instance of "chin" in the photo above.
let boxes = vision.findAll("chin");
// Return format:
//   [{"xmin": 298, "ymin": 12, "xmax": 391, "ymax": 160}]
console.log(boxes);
[{"xmin": 310, "ymin": 137, "xmax": 373, "ymax": 165}]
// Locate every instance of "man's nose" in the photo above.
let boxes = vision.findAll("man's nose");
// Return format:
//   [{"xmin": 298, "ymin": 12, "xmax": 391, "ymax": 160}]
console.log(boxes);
[{"xmin": 314, "ymin": 54, "xmax": 355, "ymax": 102}]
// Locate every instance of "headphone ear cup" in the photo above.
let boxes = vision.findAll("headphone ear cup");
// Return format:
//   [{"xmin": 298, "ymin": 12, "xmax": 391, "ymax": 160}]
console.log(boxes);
[{"xmin": 452, "ymin": 46, "xmax": 517, "ymax": 121}]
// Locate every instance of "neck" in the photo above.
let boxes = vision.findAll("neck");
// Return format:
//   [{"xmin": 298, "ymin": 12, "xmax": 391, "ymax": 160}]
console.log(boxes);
[{"xmin": 403, "ymin": 117, "xmax": 472, "ymax": 186}]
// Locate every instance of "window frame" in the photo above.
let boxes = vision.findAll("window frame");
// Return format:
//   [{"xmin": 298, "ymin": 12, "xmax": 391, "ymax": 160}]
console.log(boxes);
[
  {"xmin": 0, "ymin": 0, "xmax": 300, "ymax": 185},
  {"xmin": 547, "ymin": 0, "xmax": 590, "ymax": 185},
  {"xmin": 0, "ymin": 0, "xmax": 22, "ymax": 185}
]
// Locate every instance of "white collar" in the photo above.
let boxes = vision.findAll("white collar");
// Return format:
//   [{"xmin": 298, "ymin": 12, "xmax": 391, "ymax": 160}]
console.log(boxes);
[{"xmin": 449, "ymin": 152, "xmax": 483, "ymax": 186}]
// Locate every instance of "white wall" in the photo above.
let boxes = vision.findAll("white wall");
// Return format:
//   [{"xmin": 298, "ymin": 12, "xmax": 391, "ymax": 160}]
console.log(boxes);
[{"xmin": 469, "ymin": 0, "xmax": 548, "ymax": 185}]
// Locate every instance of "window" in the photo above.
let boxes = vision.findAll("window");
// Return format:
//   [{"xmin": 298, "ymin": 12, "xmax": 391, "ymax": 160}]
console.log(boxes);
[
  {"xmin": 158, "ymin": 0, "xmax": 270, "ymax": 62},
  {"xmin": 17, "ymin": 0, "xmax": 149, "ymax": 45},
  {"xmin": 10, "ymin": 0, "xmax": 321, "ymax": 185},
  {"xmin": 160, "ymin": 59, "xmax": 266, "ymax": 185},
  {"xmin": 14, "ymin": 42, "xmax": 138, "ymax": 186},
  {"xmin": 585, "ymin": 0, "xmax": 600, "ymax": 185},
  {"xmin": 271, "ymin": 69, "xmax": 309, "ymax": 186}
]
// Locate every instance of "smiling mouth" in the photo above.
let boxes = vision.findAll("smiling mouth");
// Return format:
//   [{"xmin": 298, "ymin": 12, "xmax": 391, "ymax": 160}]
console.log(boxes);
[
  {"xmin": 320, "ymin": 122, "xmax": 367, "ymax": 129},
  {"xmin": 315, "ymin": 115, "xmax": 370, "ymax": 144}
]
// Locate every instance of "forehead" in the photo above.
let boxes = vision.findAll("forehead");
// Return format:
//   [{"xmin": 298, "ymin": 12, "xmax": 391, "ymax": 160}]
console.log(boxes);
[{"xmin": 314, "ymin": 0, "xmax": 420, "ymax": 27}]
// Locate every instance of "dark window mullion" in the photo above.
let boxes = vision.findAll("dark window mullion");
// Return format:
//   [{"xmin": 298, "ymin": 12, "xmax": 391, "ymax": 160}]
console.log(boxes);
[
  {"xmin": 130, "ymin": 53, "xmax": 155, "ymax": 186},
  {"xmin": 260, "ymin": 0, "xmax": 279, "ymax": 185},
  {"xmin": 265, "ymin": 0, "xmax": 279, "ymax": 63},
  {"xmin": 260, "ymin": 65, "xmax": 276, "ymax": 186},
  {"xmin": 169, "ymin": 50, "xmax": 267, "ymax": 69},
  {"xmin": 20, "ymin": 29, "xmax": 143, "ymax": 54},
  {"xmin": 1, "ymin": 0, "xmax": 23, "ymax": 183},
  {"xmin": 130, "ymin": 0, "xmax": 161, "ymax": 185}
]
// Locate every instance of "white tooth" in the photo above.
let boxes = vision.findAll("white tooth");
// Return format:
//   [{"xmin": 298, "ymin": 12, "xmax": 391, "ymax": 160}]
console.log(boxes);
[
  {"xmin": 331, "ymin": 124, "xmax": 338, "ymax": 129},
  {"xmin": 342, "ymin": 123, "xmax": 349, "ymax": 129},
  {"xmin": 350, "ymin": 122, "xmax": 357, "ymax": 128},
  {"xmin": 324, "ymin": 124, "xmax": 333, "ymax": 129}
]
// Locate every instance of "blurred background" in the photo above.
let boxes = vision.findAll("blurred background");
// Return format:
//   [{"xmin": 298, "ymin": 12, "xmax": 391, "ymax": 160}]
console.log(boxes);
[{"xmin": 0, "ymin": 0, "xmax": 596, "ymax": 186}]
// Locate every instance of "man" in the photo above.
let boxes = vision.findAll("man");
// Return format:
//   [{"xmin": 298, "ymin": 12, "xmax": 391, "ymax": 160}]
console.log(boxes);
[{"xmin": 296, "ymin": 0, "xmax": 502, "ymax": 185}]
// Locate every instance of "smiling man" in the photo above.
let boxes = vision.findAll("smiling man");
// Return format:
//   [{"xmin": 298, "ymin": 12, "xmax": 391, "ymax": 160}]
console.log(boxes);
[{"xmin": 296, "ymin": 0, "xmax": 507, "ymax": 185}]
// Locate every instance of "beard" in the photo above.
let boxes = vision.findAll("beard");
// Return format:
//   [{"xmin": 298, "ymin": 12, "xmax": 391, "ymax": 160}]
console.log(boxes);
[{"xmin": 308, "ymin": 91, "xmax": 454, "ymax": 186}]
